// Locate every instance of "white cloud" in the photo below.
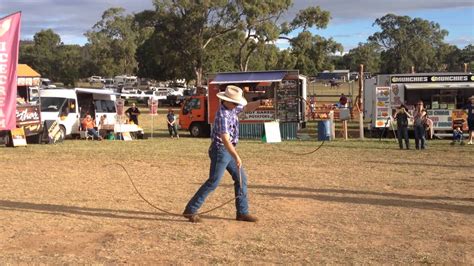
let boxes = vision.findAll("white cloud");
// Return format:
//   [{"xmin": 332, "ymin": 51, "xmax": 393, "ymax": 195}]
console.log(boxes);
[
  {"xmin": 0, "ymin": 0, "xmax": 154, "ymax": 44},
  {"xmin": 284, "ymin": 0, "xmax": 474, "ymax": 23},
  {"xmin": 1, "ymin": 0, "xmax": 473, "ymax": 46}
]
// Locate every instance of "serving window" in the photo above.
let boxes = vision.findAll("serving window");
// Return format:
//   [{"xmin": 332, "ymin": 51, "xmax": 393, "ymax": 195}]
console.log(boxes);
[{"xmin": 431, "ymin": 94, "xmax": 456, "ymax": 109}]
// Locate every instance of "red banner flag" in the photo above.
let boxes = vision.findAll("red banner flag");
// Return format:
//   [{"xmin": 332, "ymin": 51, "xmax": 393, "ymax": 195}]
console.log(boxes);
[{"xmin": 0, "ymin": 12, "xmax": 21, "ymax": 130}]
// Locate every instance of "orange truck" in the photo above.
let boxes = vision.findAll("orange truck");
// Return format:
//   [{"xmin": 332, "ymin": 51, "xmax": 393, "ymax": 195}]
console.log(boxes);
[{"xmin": 179, "ymin": 70, "xmax": 307, "ymax": 138}]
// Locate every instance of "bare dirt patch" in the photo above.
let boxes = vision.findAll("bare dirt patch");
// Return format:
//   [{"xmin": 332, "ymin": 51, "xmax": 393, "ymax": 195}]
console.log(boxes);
[{"xmin": 0, "ymin": 114, "xmax": 472, "ymax": 263}]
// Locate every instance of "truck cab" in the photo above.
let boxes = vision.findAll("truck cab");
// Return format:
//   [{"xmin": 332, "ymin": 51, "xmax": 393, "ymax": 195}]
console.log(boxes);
[{"xmin": 179, "ymin": 95, "xmax": 210, "ymax": 137}]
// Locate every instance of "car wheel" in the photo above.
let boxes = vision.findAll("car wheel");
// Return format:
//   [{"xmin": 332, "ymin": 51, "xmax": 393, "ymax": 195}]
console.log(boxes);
[{"xmin": 190, "ymin": 124, "xmax": 202, "ymax": 137}]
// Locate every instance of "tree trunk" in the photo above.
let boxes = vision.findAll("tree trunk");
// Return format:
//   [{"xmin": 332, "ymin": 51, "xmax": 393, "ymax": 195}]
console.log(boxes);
[{"xmin": 195, "ymin": 67, "xmax": 203, "ymax": 86}]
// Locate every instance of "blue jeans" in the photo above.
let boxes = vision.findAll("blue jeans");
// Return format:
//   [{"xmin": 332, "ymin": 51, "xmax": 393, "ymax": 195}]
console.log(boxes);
[
  {"xmin": 184, "ymin": 145, "xmax": 249, "ymax": 215},
  {"xmin": 87, "ymin": 128, "xmax": 100, "ymax": 139},
  {"xmin": 397, "ymin": 126, "xmax": 409, "ymax": 149},
  {"xmin": 414, "ymin": 124, "xmax": 426, "ymax": 149}
]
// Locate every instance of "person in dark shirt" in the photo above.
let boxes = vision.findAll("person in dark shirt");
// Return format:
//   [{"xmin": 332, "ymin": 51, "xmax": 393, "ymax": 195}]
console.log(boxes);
[
  {"xmin": 339, "ymin": 93, "xmax": 348, "ymax": 108},
  {"xmin": 125, "ymin": 103, "xmax": 140, "ymax": 125},
  {"xmin": 464, "ymin": 96, "xmax": 474, "ymax": 144},
  {"xmin": 394, "ymin": 104, "xmax": 411, "ymax": 149}
]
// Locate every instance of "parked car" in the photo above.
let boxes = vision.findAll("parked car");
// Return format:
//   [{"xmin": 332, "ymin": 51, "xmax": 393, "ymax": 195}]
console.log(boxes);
[{"xmin": 88, "ymin": 76, "xmax": 105, "ymax": 83}]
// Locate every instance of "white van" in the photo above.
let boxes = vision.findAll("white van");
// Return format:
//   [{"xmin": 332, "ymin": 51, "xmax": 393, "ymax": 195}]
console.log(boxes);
[{"xmin": 40, "ymin": 88, "xmax": 118, "ymax": 138}]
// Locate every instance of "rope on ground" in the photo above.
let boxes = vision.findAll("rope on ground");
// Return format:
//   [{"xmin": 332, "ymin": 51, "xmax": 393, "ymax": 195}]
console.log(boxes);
[{"xmin": 103, "ymin": 163, "xmax": 242, "ymax": 216}]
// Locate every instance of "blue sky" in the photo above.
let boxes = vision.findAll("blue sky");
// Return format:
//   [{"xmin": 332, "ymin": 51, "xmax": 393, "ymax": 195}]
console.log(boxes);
[{"xmin": 1, "ymin": 0, "xmax": 473, "ymax": 53}]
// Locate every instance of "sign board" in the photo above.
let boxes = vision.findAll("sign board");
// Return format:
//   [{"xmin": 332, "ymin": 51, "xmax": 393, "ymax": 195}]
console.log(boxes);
[
  {"xmin": 121, "ymin": 132, "xmax": 133, "ymax": 141},
  {"xmin": 148, "ymin": 98, "xmax": 158, "ymax": 115},
  {"xmin": 115, "ymin": 98, "xmax": 125, "ymax": 116},
  {"xmin": 241, "ymin": 110, "xmax": 275, "ymax": 121},
  {"xmin": 390, "ymin": 84, "xmax": 403, "ymax": 107},
  {"xmin": 427, "ymin": 109, "xmax": 452, "ymax": 130},
  {"xmin": 391, "ymin": 75, "xmax": 474, "ymax": 83},
  {"xmin": 10, "ymin": 127, "xmax": 27, "ymax": 146},
  {"xmin": 16, "ymin": 105, "xmax": 41, "ymax": 126},
  {"xmin": 375, "ymin": 87, "xmax": 391, "ymax": 128},
  {"xmin": 44, "ymin": 120, "xmax": 62, "ymax": 144},
  {"xmin": 452, "ymin": 110, "xmax": 468, "ymax": 131},
  {"xmin": 263, "ymin": 121, "xmax": 281, "ymax": 143}
]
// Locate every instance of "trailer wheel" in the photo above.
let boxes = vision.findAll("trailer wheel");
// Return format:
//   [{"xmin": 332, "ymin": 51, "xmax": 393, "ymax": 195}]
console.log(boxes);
[
  {"xmin": 26, "ymin": 133, "xmax": 42, "ymax": 144},
  {"xmin": 190, "ymin": 123, "xmax": 203, "ymax": 137},
  {"xmin": 4, "ymin": 132, "xmax": 13, "ymax": 147}
]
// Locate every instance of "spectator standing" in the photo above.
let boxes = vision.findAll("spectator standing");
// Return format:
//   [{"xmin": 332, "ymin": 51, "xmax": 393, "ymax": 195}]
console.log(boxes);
[
  {"xmin": 394, "ymin": 104, "xmax": 411, "ymax": 149},
  {"xmin": 413, "ymin": 100, "xmax": 427, "ymax": 149},
  {"xmin": 339, "ymin": 93, "xmax": 348, "ymax": 108},
  {"xmin": 464, "ymin": 96, "xmax": 474, "ymax": 145},
  {"xmin": 166, "ymin": 108, "xmax": 179, "ymax": 139},
  {"xmin": 126, "ymin": 103, "xmax": 141, "ymax": 125}
]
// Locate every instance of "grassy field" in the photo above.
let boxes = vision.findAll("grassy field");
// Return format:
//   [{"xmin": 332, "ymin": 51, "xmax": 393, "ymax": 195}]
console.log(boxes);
[{"xmin": 0, "ymin": 108, "xmax": 472, "ymax": 263}]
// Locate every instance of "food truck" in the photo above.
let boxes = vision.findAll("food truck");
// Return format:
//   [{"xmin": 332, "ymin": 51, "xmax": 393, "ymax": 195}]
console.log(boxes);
[
  {"xmin": 1, "ymin": 64, "xmax": 44, "ymax": 146},
  {"xmin": 179, "ymin": 70, "xmax": 307, "ymax": 139},
  {"xmin": 365, "ymin": 72, "xmax": 474, "ymax": 135}
]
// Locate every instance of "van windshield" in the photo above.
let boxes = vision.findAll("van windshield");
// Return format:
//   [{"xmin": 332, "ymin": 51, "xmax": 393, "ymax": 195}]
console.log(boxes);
[{"xmin": 41, "ymin": 97, "xmax": 67, "ymax": 112}]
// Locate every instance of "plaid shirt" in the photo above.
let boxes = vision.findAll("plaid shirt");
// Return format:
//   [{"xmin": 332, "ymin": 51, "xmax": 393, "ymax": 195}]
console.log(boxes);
[{"xmin": 211, "ymin": 104, "xmax": 244, "ymax": 148}]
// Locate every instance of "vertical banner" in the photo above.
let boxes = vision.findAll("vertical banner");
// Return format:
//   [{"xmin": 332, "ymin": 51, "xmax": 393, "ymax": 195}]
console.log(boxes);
[
  {"xmin": 148, "ymin": 98, "xmax": 158, "ymax": 115},
  {"xmin": 0, "ymin": 12, "xmax": 21, "ymax": 130},
  {"xmin": 148, "ymin": 98, "xmax": 158, "ymax": 139}
]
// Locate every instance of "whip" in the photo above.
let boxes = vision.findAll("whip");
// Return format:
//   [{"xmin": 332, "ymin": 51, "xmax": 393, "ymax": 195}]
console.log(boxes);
[{"xmin": 104, "ymin": 163, "xmax": 243, "ymax": 216}]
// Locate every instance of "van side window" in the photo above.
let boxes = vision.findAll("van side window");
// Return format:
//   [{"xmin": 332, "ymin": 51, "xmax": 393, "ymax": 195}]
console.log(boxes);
[
  {"xmin": 94, "ymin": 100, "xmax": 116, "ymax": 113},
  {"xmin": 69, "ymin": 99, "xmax": 76, "ymax": 113}
]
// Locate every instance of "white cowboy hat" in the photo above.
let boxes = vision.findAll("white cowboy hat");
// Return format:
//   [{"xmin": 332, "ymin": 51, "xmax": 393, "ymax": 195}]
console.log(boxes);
[{"xmin": 217, "ymin": 85, "xmax": 247, "ymax": 106}]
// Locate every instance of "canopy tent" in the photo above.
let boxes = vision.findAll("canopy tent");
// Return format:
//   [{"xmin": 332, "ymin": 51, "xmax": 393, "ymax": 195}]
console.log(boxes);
[
  {"xmin": 17, "ymin": 64, "xmax": 40, "ymax": 77},
  {"xmin": 209, "ymin": 71, "xmax": 289, "ymax": 84}
]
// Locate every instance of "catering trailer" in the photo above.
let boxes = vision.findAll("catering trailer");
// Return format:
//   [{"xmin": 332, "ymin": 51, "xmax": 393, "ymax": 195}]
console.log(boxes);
[
  {"xmin": 364, "ymin": 72, "xmax": 474, "ymax": 134},
  {"xmin": 0, "ymin": 64, "xmax": 44, "ymax": 146},
  {"xmin": 179, "ymin": 70, "xmax": 307, "ymax": 139}
]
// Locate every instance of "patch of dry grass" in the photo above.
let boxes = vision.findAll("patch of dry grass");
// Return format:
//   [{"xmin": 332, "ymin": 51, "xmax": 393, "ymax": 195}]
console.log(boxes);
[{"xmin": 0, "ymin": 108, "xmax": 472, "ymax": 264}]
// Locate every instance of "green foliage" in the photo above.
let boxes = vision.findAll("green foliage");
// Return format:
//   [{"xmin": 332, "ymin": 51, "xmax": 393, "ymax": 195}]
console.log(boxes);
[
  {"xmin": 342, "ymin": 42, "xmax": 382, "ymax": 73},
  {"xmin": 85, "ymin": 7, "xmax": 142, "ymax": 77},
  {"xmin": 369, "ymin": 14, "xmax": 449, "ymax": 73},
  {"xmin": 289, "ymin": 33, "xmax": 343, "ymax": 75},
  {"xmin": 19, "ymin": 30, "xmax": 83, "ymax": 86}
]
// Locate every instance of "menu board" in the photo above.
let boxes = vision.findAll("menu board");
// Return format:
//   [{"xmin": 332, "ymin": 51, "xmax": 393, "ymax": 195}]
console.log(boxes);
[
  {"xmin": 375, "ymin": 87, "xmax": 391, "ymax": 128},
  {"xmin": 276, "ymin": 81, "xmax": 299, "ymax": 122}
]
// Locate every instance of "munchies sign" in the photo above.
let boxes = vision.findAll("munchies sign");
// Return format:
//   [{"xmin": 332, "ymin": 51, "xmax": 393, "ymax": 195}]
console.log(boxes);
[{"xmin": 0, "ymin": 12, "xmax": 21, "ymax": 131}]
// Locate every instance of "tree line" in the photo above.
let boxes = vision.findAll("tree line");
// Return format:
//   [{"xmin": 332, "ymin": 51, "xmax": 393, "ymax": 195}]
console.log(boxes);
[{"xmin": 19, "ymin": 1, "xmax": 473, "ymax": 86}]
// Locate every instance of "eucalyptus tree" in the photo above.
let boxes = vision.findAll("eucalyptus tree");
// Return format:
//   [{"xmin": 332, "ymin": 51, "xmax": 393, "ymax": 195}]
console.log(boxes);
[
  {"xmin": 342, "ymin": 42, "xmax": 382, "ymax": 73},
  {"xmin": 85, "ymin": 7, "xmax": 147, "ymax": 77},
  {"xmin": 137, "ymin": 0, "xmax": 243, "ymax": 85},
  {"xmin": 369, "ymin": 14, "xmax": 449, "ymax": 73}
]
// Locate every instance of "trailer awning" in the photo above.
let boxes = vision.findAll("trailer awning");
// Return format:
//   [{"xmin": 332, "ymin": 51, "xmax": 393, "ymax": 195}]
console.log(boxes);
[
  {"xmin": 210, "ymin": 71, "xmax": 288, "ymax": 84},
  {"xmin": 405, "ymin": 83, "xmax": 474, "ymax": 89}
]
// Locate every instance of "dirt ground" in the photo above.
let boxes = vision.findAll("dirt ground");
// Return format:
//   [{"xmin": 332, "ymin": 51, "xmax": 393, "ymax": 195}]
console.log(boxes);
[{"xmin": 0, "ymin": 115, "xmax": 473, "ymax": 263}]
